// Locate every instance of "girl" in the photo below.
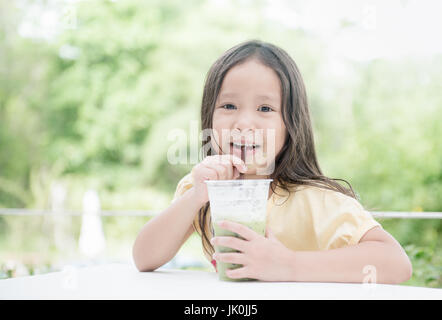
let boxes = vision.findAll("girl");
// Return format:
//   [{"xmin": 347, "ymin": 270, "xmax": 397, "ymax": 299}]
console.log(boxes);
[{"xmin": 133, "ymin": 40, "xmax": 412, "ymax": 283}]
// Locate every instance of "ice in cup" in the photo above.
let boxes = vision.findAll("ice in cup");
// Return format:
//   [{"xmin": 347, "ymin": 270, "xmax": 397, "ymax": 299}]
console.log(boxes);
[{"xmin": 205, "ymin": 179, "xmax": 273, "ymax": 281}]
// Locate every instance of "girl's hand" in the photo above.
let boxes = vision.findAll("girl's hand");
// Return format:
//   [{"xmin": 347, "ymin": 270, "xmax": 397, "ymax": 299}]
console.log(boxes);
[
  {"xmin": 211, "ymin": 220, "xmax": 296, "ymax": 282},
  {"xmin": 191, "ymin": 155, "xmax": 248, "ymax": 205}
]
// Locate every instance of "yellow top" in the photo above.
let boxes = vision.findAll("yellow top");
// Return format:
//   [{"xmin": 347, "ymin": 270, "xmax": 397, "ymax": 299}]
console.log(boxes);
[{"xmin": 172, "ymin": 173, "xmax": 381, "ymax": 261}]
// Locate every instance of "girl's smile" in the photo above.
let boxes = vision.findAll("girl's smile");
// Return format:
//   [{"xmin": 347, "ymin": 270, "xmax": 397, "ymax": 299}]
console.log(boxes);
[{"xmin": 230, "ymin": 141, "xmax": 260, "ymax": 159}]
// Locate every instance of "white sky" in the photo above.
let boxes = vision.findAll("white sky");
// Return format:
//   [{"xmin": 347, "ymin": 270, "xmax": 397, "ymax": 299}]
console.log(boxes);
[
  {"xmin": 262, "ymin": 0, "xmax": 442, "ymax": 60},
  {"xmin": 18, "ymin": 0, "xmax": 442, "ymax": 61}
]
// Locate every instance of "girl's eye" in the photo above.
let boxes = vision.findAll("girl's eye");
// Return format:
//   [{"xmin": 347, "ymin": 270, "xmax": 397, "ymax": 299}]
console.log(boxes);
[
  {"xmin": 220, "ymin": 104, "xmax": 273, "ymax": 112},
  {"xmin": 222, "ymin": 104, "xmax": 236, "ymax": 110},
  {"xmin": 258, "ymin": 105, "xmax": 273, "ymax": 112}
]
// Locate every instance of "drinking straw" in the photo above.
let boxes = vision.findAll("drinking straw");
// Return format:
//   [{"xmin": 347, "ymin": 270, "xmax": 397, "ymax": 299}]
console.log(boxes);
[{"xmin": 239, "ymin": 146, "xmax": 245, "ymax": 179}]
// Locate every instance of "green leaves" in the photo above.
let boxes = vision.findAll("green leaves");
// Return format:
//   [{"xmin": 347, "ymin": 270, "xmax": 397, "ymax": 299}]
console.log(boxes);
[{"xmin": 404, "ymin": 244, "xmax": 442, "ymax": 287}]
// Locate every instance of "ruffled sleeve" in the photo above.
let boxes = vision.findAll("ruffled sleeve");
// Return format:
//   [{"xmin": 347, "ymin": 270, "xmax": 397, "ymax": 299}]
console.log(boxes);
[
  {"xmin": 311, "ymin": 190, "xmax": 382, "ymax": 250},
  {"xmin": 171, "ymin": 173, "xmax": 194, "ymax": 204}
]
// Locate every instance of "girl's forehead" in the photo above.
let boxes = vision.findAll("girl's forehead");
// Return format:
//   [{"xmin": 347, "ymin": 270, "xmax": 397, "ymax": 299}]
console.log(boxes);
[
  {"xmin": 218, "ymin": 60, "xmax": 282, "ymax": 102},
  {"xmin": 222, "ymin": 60, "xmax": 280, "ymax": 86},
  {"xmin": 218, "ymin": 91, "xmax": 279, "ymax": 104}
]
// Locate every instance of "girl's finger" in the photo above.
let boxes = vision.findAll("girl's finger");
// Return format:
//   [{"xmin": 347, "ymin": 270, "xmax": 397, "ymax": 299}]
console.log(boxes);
[
  {"xmin": 265, "ymin": 227, "xmax": 278, "ymax": 241},
  {"xmin": 204, "ymin": 155, "xmax": 247, "ymax": 175},
  {"xmin": 211, "ymin": 236, "xmax": 247, "ymax": 252},
  {"xmin": 204, "ymin": 156, "xmax": 238, "ymax": 179},
  {"xmin": 202, "ymin": 162, "xmax": 228, "ymax": 180},
  {"xmin": 225, "ymin": 154, "xmax": 248, "ymax": 174},
  {"xmin": 213, "ymin": 252, "xmax": 246, "ymax": 265},
  {"xmin": 216, "ymin": 220, "xmax": 258, "ymax": 241},
  {"xmin": 225, "ymin": 266, "xmax": 251, "ymax": 280},
  {"xmin": 216, "ymin": 158, "xmax": 233, "ymax": 180},
  {"xmin": 193, "ymin": 165, "xmax": 218, "ymax": 182},
  {"xmin": 232, "ymin": 167, "xmax": 241, "ymax": 179}
]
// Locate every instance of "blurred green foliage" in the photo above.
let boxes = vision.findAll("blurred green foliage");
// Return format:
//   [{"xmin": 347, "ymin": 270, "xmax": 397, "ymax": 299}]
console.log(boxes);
[{"xmin": 0, "ymin": 0, "xmax": 440, "ymax": 287}]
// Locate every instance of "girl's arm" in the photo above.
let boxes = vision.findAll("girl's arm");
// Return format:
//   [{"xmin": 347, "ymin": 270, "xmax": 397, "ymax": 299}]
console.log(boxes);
[
  {"xmin": 289, "ymin": 226, "xmax": 413, "ymax": 283},
  {"xmin": 133, "ymin": 154, "xmax": 246, "ymax": 272},
  {"xmin": 212, "ymin": 222, "xmax": 412, "ymax": 283},
  {"xmin": 132, "ymin": 187, "xmax": 205, "ymax": 272}
]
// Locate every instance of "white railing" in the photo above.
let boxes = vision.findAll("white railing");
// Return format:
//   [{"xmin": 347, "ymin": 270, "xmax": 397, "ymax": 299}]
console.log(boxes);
[
  {"xmin": 0, "ymin": 208, "xmax": 157, "ymax": 216},
  {"xmin": 0, "ymin": 208, "xmax": 441, "ymax": 219},
  {"xmin": 370, "ymin": 211, "xmax": 442, "ymax": 219},
  {"xmin": 0, "ymin": 203, "xmax": 440, "ymax": 269}
]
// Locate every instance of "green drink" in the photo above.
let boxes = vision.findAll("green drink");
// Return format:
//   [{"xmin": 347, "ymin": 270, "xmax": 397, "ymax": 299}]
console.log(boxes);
[
  {"xmin": 205, "ymin": 179, "xmax": 272, "ymax": 281},
  {"xmin": 213, "ymin": 220, "xmax": 266, "ymax": 281}
]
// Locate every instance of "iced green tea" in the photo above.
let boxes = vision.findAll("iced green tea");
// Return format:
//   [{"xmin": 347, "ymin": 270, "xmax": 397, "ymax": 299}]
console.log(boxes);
[{"xmin": 205, "ymin": 179, "xmax": 272, "ymax": 281}]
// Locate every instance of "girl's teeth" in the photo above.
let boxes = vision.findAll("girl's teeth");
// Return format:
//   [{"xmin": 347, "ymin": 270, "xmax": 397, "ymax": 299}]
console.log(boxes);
[{"xmin": 232, "ymin": 143, "xmax": 259, "ymax": 149}]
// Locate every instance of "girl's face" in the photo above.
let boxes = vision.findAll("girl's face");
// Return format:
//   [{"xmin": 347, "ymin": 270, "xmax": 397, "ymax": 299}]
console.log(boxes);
[{"xmin": 212, "ymin": 58, "xmax": 287, "ymax": 178}]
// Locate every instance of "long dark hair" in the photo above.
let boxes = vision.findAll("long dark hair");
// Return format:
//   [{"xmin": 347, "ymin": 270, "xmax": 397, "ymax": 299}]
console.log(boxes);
[{"xmin": 195, "ymin": 39, "xmax": 358, "ymax": 259}]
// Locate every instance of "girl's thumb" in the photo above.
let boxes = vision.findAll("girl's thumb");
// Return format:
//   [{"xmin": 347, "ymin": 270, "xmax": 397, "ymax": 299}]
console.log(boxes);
[
  {"xmin": 233, "ymin": 168, "xmax": 241, "ymax": 179},
  {"xmin": 265, "ymin": 227, "xmax": 278, "ymax": 241}
]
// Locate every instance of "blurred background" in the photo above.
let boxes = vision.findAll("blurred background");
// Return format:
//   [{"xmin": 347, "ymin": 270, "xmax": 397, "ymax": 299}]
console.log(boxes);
[{"xmin": 0, "ymin": 0, "xmax": 440, "ymax": 287}]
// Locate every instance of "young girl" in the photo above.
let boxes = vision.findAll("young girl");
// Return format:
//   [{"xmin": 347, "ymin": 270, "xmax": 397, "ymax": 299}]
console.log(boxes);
[{"xmin": 133, "ymin": 40, "xmax": 412, "ymax": 283}]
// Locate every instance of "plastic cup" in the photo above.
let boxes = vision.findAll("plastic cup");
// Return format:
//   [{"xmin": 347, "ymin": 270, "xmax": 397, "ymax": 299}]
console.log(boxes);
[{"xmin": 205, "ymin": 179, "xmax": 273, "ymax": 281}]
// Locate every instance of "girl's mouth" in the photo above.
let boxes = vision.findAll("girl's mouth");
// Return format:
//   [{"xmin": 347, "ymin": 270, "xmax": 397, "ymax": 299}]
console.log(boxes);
[{"xmin": 229, "ymin": 142, "xmax": 260, "ymax": 158}]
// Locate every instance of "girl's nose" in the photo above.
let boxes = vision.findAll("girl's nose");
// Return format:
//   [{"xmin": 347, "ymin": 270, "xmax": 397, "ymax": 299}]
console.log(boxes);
[
  {"xmin": 231, "ymin": 127, "xmax": 255, "ymax": 141},
  {"xmin": 233, "ymin": 113, "xmax": 257, "ymax": 132}
]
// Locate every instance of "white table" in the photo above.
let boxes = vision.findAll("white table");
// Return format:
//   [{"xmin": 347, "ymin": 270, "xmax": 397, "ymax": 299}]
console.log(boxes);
[{"xmin": 0, "ymin": 263, "xmax": 441, "ymax": 300}]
